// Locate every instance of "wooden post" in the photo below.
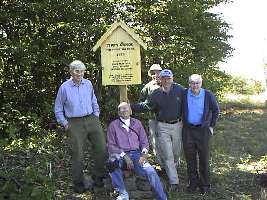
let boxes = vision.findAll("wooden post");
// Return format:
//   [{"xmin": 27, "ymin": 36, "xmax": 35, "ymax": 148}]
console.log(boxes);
[{"xmin": 120, "ymin": 85, "xmax": 128, "ymax": 102}]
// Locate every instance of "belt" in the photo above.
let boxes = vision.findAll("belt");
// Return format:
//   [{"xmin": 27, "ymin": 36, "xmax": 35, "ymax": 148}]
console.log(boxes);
[
  {"xmin": 68, "ymin": 114, "xmax": 92, "ymax": 119},
  {"xmin": 158, "ymin": 119, "xmax": 181, "ymax": 124},
  {"xmin": 125, "ymin": 149, "xmax": 139, "ymax": 153},
  {"xmin": 188, "ymin": 123, "xmax": 202, "ymax": 128}
]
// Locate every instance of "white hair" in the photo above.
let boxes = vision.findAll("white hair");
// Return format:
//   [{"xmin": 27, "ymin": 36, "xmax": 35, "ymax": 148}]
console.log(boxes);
[
  {"xmin": 69, "ymin": 60, "xmax": 86, "ymax": 71},
  {"xmin": 189, "ymin": 74, "xmax": 202, "ymax": 82},
  {"xmin": 118, "ymin": 102, "xmax": 130, "ymax": 110}
]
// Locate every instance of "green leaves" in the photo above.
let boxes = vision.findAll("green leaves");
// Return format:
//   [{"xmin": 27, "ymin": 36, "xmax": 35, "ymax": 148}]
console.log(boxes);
[{"xmin": 0, "ymin": 0, "xmax": 233, "ymax": 139}]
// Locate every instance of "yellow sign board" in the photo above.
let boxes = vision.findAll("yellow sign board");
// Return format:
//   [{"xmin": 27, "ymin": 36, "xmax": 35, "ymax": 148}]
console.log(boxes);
[{"xmin": 93, "ymin": 21, "xmax": 147, "ymax": 86}]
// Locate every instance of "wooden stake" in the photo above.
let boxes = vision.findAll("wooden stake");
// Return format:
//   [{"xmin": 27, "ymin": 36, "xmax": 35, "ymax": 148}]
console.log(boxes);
[{"xmin": 119, "ymin": 85, "xmax": 128, "ymax": 102}]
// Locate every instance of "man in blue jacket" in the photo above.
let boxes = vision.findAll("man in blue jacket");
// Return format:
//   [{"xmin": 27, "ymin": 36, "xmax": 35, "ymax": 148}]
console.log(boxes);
[{"xmin": 182, "ymin": 74, "xmax": 219, "ymax": 195}]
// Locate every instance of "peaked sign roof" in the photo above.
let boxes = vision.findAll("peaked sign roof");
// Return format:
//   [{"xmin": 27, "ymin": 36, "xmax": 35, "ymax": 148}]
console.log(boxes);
[{"xmin": 93, "ymin": 20, "xmax": 147, "ymax": 52}]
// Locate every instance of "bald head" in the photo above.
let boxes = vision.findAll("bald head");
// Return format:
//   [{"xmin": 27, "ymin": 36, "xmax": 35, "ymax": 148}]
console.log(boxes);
[{"xmin": 118, "ymin": 102, "xmax": 132, "ymax": 119}]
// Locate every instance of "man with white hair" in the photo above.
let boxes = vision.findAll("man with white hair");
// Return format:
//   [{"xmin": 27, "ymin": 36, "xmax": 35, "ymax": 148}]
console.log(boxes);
[
  {"xmin": 182, "ymin": 74, "xmax": 219, "ymax": 195},
  {"xmin": 107, "ymin": 102, "xmax": 167, "ymax": 200},
  {"xmin": 54, "ymin": 60, "xmax": 107, "ymax": 193},
  {"xmin": 139, "ymin": 64, "xmax": 163, "ymax": 166}
]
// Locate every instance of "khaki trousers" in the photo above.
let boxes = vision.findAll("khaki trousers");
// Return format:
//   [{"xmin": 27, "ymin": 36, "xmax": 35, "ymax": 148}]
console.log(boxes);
[
  {"xmin": 157, "ymin": 121, "xmax": 182, "ymax": 184},
  {"xmin": 148, "ymin": 119, "xmax": 163, "ymax": 166}
]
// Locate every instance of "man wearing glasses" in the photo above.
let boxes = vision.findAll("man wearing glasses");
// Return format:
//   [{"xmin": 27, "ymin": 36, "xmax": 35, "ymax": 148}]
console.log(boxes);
[{"xmin": 182, "ymin": 74, "xmax": 219, "ymax": 195}]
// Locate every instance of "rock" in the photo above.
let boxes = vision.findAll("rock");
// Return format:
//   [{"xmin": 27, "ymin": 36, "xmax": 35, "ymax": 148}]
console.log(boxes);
[
  {"xmin": 83, "ymin": 175, "xmax": 94, "ymax": 191},
  {"xmin": 129, "ymin": 190, "xmax": 154, "ymax": 199},
  {"xmin": 124, "ymin": 175, "xmax": 137, "ymax": 191},
  {"xmin": 136, "ymin": 176, "xmax": 151, "ymax": 191}
]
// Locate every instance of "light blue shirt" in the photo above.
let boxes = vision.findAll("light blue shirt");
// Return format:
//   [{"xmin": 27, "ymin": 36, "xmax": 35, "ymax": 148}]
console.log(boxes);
[
  {"xmin": 54, "ymin": 78, "xmax": 100, "ymax": 126},
  {"xmin": 187, "ymin": 88, "xmax": 205, "ymax": 125}
]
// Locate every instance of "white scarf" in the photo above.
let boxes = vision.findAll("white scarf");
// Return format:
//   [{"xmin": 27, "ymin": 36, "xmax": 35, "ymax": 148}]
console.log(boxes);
[{"xmin": 120, "ymin": 117, "xmax": 130, "ymax": 132}]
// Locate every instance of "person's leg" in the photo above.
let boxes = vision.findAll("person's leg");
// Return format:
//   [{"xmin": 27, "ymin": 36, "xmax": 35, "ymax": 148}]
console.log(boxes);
[
  {"xmin": 110, "ymin": 168, "xmax": 127, "ymax": 194},
  {"xmin": 157, "ymin": 122, "xmax": 179, "ymax": 185},
  {"xmin": 148, "ymin": 119, "xmax": 163, "ymax": 166},
  {"xmin": 182, "ymin": 126, "xmax": 199, "ymax": 190},
  {"xmin": 196, "ymin": 127, "xmax": 211, "ymax": 191},
  {"xmin": 86, "ymin": 115, "xmax": 107, "ymax": 186},
  {"xmin": 68, "ymin": 119, "xmax": 87, "ymax": 191},
  {"xmin": 130, "ymin": 151, "xmax": 167, "ymax": 200},
  {"xmin": 172, "ymin": 121, "xmax": 183, "ymax": 166}
]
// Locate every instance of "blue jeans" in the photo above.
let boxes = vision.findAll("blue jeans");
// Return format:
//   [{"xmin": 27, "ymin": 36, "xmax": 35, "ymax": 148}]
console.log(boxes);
[{"xmin": 109, "ymin": 150, "xmax": 167, "ymax": 200}]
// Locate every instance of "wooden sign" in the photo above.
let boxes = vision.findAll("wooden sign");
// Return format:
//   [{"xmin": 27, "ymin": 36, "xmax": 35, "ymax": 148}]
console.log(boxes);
[{"xmin": 93, "ymin": 21, "xmax": 147, "ymax": 86}]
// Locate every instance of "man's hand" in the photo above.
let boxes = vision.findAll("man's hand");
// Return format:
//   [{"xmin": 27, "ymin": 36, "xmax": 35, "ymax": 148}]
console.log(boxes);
[
  {"xmin": 139, "ymin": 154, "xmax": 148, "ymax": 166},
  {"xmin": 123, "ymin": 154, "xmax": 134, "ymax": 170},
  {"xmin": 64, "ymin": 124, "xmax": 69, "ymax": 131},
  {"xmin": 209, "ymin": 127, "xmax": 214, "ymax": 135}
]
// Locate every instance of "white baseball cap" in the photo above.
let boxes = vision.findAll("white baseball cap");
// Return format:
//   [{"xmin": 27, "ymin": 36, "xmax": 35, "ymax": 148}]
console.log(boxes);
[{"xmin": 148, "ymin": 64, "xmax": 162, "ymax": 77}]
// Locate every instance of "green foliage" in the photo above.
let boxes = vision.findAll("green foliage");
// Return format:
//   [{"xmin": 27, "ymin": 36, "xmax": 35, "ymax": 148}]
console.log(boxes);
[
  {"xmin": 220, "ymin": 97, "xmax": 267, "ymax": 110},
  {"xmin": 0, "ymin": 134, "xmax": 59, "ymax": 199},
  {"xmin": 225, "ymin": 76, "xmax": 265, "ymax": 95},
  {"xmin": 1, "ymin": 162, "xmax": 55, "ymax": 200},
  {"xmin": 0, "ymin": 103, "xmax": 44, "ymax": 139},
  {"xmin": 1, "ymin": 0, "xmax": 232, "ymax": 139}
]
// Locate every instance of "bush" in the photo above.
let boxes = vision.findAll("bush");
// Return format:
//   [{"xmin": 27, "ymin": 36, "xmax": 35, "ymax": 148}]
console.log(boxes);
[
  {"xmin": 225, "ymin": 76, "xmax": 265, "ymax": 95},
  {"xmin": 0, "ymin": 103, "xmax": 45, "ymax": 139}
]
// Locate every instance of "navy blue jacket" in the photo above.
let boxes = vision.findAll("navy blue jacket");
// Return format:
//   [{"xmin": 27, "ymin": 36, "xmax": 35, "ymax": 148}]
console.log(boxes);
[
  {"xmin": 182, "ymin": 89, "xmax": 219, "ymax": 128},
  {"xmin": 131, "ymin": 83, "xmax": 184, "ymax": 121}
]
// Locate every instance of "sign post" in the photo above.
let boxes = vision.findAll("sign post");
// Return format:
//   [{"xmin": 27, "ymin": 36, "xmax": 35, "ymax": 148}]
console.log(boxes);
[{"xmin": 93, "ymin": 21, "xmax": 147, "ymax": 102}]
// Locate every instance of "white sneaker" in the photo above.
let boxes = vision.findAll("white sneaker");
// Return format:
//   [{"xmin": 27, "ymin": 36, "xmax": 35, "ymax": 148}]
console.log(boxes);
[{"xmin": 116, "ymin": 192, "xmax": 129, "ymax": 200}]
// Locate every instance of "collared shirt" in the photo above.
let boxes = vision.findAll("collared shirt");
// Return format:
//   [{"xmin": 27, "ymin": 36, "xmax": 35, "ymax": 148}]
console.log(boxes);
[
  {"xmin": 187, "ymin": 88, "xmax": 205, "ymax": 125},
  {"xmin": 54, "ymin": 78, "xmax": 100, "ymax": 126},
  {"xmin": 132, "ymin": 82, "xmax": 184, "ymax": 121},
  {"xmin": 120, "ymin": 117, "xmax": 130, "ymax": 132},
  {"xmin": 107, "ymin": 117, "xmax": 149, "ymax": 155}
]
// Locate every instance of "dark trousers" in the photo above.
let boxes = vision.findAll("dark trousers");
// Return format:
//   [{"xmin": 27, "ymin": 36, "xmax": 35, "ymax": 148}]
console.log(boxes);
[
  {"xmin": 68, "ymin": 115, "xmax": 107, "ymax": 186},
  {"xmin": 182, "ymin": 125, "xmax": 212, "ymax": 187}
]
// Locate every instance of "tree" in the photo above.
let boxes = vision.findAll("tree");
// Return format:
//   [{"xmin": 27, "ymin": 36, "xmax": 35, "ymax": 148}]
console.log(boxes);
[
  {"xmin": 0, "ymin": 0, "xmax": 232, "ymax": 138},
  {"xmin": 115, "ymin": 0, "xmax": 232, "ymax": 89},
  {"xmin": 0, "ymin": 0, "xmax": 116, "ymax": 138}
]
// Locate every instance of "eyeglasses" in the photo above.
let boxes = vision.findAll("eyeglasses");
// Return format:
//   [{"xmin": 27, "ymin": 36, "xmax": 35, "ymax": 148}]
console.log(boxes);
[{"xmin": 120, "ymin": 108, "xmax": 130, "ymax": 112}]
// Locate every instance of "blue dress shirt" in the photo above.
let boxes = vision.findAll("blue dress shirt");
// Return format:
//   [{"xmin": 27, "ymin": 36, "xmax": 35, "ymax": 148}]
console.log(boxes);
[
  {"xmin": 187, "ymin": 88, "xmax": 205, "ymax": 125},
  {"xmin": 54, "ymin": 78, "xmax": 100, "ymax": 126}
]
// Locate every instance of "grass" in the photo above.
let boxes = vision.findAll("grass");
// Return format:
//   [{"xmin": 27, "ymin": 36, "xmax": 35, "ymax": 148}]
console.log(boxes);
[{"xmin": 1, "ymin": 100, "xmax": 267, "ymax": 199}]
